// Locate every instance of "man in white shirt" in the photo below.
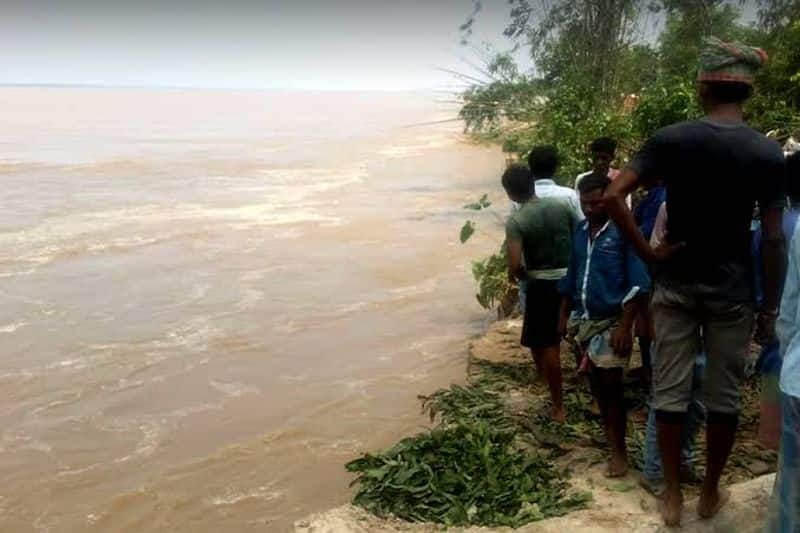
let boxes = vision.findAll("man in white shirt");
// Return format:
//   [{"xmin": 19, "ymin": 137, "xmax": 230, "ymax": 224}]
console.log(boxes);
[{"xmin": 529, "ymin": 145, "xmax": 584, "ymax": 224}]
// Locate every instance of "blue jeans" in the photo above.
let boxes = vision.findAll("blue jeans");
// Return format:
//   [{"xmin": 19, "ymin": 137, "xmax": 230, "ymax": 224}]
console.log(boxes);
[{"xmin": 642, "ymin": 353, "xmax": 706, "ymax": 482}]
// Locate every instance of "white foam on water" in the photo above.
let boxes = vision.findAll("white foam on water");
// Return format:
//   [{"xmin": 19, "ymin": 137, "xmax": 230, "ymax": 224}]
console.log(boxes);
[
  {"xmin": 387, "ymin": 278, "xmax": 438, "ymax": 299},
  {"xmin": 302, "ymin": 437, "xmax": 364, "ymax": 457},
  {"xmin": 278, "ymin": 374, "xmax": 308, "ymax": 383},
  {"xmin": 336, "ymin": 301, "xmax": 371, "ymax": 314},
  {"xmin": 236, "ymin": 287, "xmax": 264, "ymax": 310},
  {"xmin": 376, "ymin": 133, "xmax": 457, "ymax": 158},
  {"xmin": 209, "ymin": 380, "xmax": 261, "ymax": 398},
  {"xmin": 0, "ymin": 321, "xmax": 27, "ymax": 333},
  {"xmin": 0, "ymin": 163, "xmax": 367, "ymax": 270},
  {"xmin": 1, "ymin": 429, "xmax": 54, "ymax": 455},
  {"xmin": 208, "ymin": 484, "xmax": 285, "ymax": 506},
  {"xmin": 104, "ymin": 418, "xmax": 165, "ymax": 462}
]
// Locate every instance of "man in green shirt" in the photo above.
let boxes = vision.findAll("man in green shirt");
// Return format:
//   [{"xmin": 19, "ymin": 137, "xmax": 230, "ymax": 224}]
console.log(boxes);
[{"xmin": 503, "ymin": 164, "xmax": 576, "ymax": 422}]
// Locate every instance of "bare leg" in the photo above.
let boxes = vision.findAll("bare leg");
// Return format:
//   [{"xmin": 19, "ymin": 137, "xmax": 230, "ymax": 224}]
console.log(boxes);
[
  {"xmin": 698, "ymin": 412, "xmax": 737, "ymax": 518},
  {"xmin": 592, "ymin": 367, "xmax": 628, "ymax": 476},
  {"xmin": 538, "ymin": 345, "xmax": 564, "ymax": 422},
  {"xmin": 657, "ymin": 411, "xmax": 686, "ymax": 526},
  {"xmin": 531, "ymin": 349, "xmax": 544, "ymax": 384}
]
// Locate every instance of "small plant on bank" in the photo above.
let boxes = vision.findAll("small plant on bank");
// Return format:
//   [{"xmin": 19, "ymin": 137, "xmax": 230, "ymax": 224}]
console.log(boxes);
[{"xmin": 460, "ymin": 194, "xmax": 517, "ymax": 312}]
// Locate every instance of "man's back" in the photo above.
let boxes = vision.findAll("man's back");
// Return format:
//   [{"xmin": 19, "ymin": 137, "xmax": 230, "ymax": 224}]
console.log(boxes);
[
  {"xmin": 506, "ymin": 198, "xmax": 573, "ymax": 272},
  {"xmin": 534, "ymin": 178, "xmax": 584, "ymax": 223},
  {"xmin": 630, "ymin": 118, "xmax": 785, "ymax": 299}
]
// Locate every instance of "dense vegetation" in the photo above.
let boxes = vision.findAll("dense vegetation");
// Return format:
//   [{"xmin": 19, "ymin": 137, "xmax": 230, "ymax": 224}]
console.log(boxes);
[
  {"xmin": 459, "ymin": 0, "xmax": 800, "ymax": 310},
  {"xmin": 460, "ymin": 0, "xmax": 800, "ymax": 179}
]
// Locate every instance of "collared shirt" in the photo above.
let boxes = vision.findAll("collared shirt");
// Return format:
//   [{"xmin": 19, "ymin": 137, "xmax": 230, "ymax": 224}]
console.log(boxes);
[
  {"xmin": 534, "ymin": 178, "xmax": 584, "ymax": 224},
  {"xmin": 779, "ymin": 221, "xmax": 800, "ymax": 399},
  {"xmin": 510, "ymin": 177, "xmax": 584, "ymax": 225},
  {"xmin": 558, "ymin": 219, "xmax": 651, "ymax": 320}
]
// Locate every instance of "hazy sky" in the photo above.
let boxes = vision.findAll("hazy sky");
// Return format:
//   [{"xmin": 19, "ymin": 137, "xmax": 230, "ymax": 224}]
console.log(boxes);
[{"xmin": 1, "ymin": 0, "xmax": 526, "ymax": 90}]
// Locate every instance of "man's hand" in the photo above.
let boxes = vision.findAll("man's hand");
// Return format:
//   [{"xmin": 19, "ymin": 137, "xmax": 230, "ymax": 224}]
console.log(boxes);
[
  {"xmin": 610, "ymin": 323, "xmax": 633, "ymax": 356},
  {"xmin": 755, "ymin": 310, "xmax": 778, "ymax": 346}
]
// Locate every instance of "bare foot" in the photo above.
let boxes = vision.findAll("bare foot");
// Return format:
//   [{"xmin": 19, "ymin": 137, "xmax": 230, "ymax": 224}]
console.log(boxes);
[
  {"xmin": 550, "ymin": 407, "xmax": 566, "ymax": 423},
  {"xmin": 659, "ymin": 492, "xmax": 683, "ymax": 527},
  {"xmin": 605, "ymin": 455, "xmax": 628, "ymax": 478},
  {"xmin": 698, "ymin": 487, "xmax": 730, "ymax": 519}
]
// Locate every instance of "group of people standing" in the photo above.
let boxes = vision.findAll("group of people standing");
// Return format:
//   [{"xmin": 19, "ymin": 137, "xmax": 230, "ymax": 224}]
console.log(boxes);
[{"xmin": 501, "ymin": 37, "xmax": 800, "ymax": 529}]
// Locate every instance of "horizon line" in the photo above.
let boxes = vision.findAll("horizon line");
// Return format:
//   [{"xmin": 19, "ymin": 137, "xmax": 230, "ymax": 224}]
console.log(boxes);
[{"xmin": 0, "ymin": 82, "xmax": 464, "ymax": 94}]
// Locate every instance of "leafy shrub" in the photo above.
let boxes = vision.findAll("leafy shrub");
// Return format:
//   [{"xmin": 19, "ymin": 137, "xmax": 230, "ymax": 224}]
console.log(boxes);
[{"xmin": 471, "ymin": 248, "xmax": 512, "ymax": 310}]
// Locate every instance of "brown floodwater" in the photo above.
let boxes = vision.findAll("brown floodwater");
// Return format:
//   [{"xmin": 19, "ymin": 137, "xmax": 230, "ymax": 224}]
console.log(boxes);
[{"xmin": 0, "ymin": 87, "xmax": 505, "ymax": 532}]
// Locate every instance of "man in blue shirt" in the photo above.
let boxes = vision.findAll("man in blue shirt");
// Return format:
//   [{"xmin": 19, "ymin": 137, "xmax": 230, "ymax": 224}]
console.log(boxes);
[{"xmin": 559, "ymin": 173, "xmax": 651, "ymax": 477}]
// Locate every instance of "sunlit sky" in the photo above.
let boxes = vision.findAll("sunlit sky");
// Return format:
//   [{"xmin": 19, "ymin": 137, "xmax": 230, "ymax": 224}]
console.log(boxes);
[{"xmin": 1, "ymin": 0, "xmax": 533, "ymax": 90}]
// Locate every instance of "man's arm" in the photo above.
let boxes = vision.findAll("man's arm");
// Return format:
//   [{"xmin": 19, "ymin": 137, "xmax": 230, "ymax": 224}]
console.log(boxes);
[
  {"xmin": 557, "ymin": 238, "xmax": 578, "ymax": 337},
  {"xmin": 756, "ymin": 206, "xmax": 787, "ymax": 344},
  {"xmin": 611, "ymin": 293, "xmax": 646, "ymax": 356},
  {"xmin": 506, "ymin": 239, "xmax": 526, "ymax": 281},
  {"xmin": 604, "ymin": 168, "xmax": 656, "ymax": 261},
  {"xmin": 569, "ymin": 191, "xmax": 585, "ymax": 224},
  {"xmin": 605, "ymin": 169, "xmax": 683, "ymax": 263}
]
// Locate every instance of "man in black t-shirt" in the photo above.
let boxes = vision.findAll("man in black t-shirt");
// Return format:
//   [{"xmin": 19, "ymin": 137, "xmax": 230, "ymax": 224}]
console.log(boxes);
[{"xmin": 604, "ymin": 37, "xmax": 787, "ymax": 527}]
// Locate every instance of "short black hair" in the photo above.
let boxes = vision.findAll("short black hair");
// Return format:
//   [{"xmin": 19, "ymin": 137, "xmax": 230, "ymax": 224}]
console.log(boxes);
[
  {"xmin": 578, "ymin": 172, "xmax": 612, "ymax": 195},
  {"xmin": 527, "ymin": 145, "xmax": 559, "ymax": 178},
  {"xmin": 788, "ymin": 151, "xmax": 800, "ymax": 204},
  {"xmin": 590, "ymin": 137, "xmax": 617, "ymax": 155},
  {"xmin": 501, "ymin": 164, "xmax": 533, "ymax": 199},
  {"xmin": 702, "ymin": 81, "xmax": 753, "ymax": 104}
]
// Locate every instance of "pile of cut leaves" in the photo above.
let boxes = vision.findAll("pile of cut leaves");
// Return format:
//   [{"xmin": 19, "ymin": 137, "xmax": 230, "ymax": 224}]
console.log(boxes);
[{"xmin": 345, "ymin": 365, "xmax": 590, "ymax": 528}]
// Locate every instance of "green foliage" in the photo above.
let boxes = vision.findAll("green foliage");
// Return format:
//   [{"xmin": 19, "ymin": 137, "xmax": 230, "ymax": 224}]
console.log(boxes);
[
  {"xmin": 459, "ymin": 221, "xmax": 476, "ymax": 244},
  {"xmin": 420, "ymin": 381, "xmax": 516, "ymax": 432},
  {"xmin": 460, "ymin": 0, "xmax": 800, "ymax": 176},
  {"xmin": 346, "ymin": 422, "xmax": 590, "ymax": 527},
  {"xmin": 657, "ymin": 1, "xmax": 748, "ymax": 80},
  {"xmin": 471, "ymin": 248, "xmax": 512, "ymax": 309},
  {"xmin": 632, "ymin": 78, "xmax": 701, "ymax": 138},
  {"xmin": 749, "ymin": 18, "xmax": 800, "ymax": 137},
  {"xmin": 463, "ymin": 193, "xmax": 492, "ymax": 210}
]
